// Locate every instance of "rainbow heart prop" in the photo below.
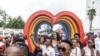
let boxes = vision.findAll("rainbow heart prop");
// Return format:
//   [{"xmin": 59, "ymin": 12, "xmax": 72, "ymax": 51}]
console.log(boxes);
[{"xmin": 24, "ymin": 10, "xmax": 84, "ymax": 52}]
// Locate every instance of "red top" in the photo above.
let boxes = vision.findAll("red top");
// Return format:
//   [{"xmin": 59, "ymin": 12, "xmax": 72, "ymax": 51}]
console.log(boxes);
[{"xmin": 0, "ymin": 42, "xmax": 6, "ymax": 50}]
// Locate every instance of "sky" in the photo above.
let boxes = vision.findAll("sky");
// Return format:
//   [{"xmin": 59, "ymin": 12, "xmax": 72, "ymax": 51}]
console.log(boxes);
[{"xmin": 0, "ymin": 0, "xmax": 100, "ymax": 32}]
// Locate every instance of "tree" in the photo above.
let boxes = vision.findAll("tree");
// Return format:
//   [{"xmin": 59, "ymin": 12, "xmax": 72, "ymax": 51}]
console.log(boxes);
[
  {"xmin": 6, "ymin": 16, "xmax": 15, "ymax": 28},
  {"xmin": 7, "ymin": 16, "xmax": 25, "ymax": 29},
  {"xmin": 88, "ymin": 8, "xmax": 96, "ymax": 31},
  {"xmin": 0, "ymin": 9, "xmax": 8, "ymax": 28},
  {"xmin": 16, "ymin": 16, "xmax": 25, "ymax": 29},
  {"xmin": 0, "ymin": 9, "xmax": 25, "ymax": 29},
  {"xmin": 0, "ymin": 20, "xmax": 4, "ymax": 27},
  {"xmin": 14, "ymin": 16, "xmax": 25, "ymax": 29}
]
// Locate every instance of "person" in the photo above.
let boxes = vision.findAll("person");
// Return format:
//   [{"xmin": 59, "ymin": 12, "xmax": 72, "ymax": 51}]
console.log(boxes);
[
  {"xmin": 33, "ymin": 35, "xmax": 55, "ymax": 56},
  {"xmin": 95, "ymin": 33, "xmax": 100, "ymax": 56},
  {"xmin": 52, "ymin": 32, "xmax": 61, "ymax": 46},
  {"xmin": 36, "ymin": 36, "xmax": 45, "ymax": 56},
  {"xmin": 0, "ymin": 42, "xmax": 6, "ymax": 56},
  {"xmin": 83, "ymin": 32, "xmax": 94, "ymax": 46},
  {"xmin": 52, "ymin": 32, "xmax": 61, "ymax": 56},
  {"xmin": 3, "ymin": 36, "xmax": 11, "ymax": 47},
  {"xmin": 22, "ymin": 35, "xmax": 28, "ymax": 45},
  {"xmin": 74, "ymin": 33, "xmax": 84, "ymax": 49},
  {"xmin": 5, "ymin": 42, "xmax": 29, "ymax": 56},
  {"xmin": 70, "ymin": 38, "xmax": 81, "ymax": 56},
  {"xmin": 43, "ymin": 37, "xmax": 55, "ymax": 56},
  {"xmin": 12, "ymin": 35, "xmax": 33, "ymax": 56},
  {"xmin": 82, "ymin": 39, "xmax": 98, "ymax": 56},
  {"xmin": 39, "ymin": 36, "xmax": 45, "ymax": 45},
  {"xmin": 0, "ymin": 36, "xmax": 6, "ymax": 56},
  {"xmin": 58, "ymin": 40, "xmax": 72, "ymax": 56}
]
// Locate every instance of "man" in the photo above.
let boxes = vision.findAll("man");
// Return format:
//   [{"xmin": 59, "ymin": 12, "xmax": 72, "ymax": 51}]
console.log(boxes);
[
  {"xmin": 83, "ymin": 32, "xmax": 94, "ymax": 46},
  {"xmin": 58, "ymin": 40, "xmax": 72, "ymax": 56},
  {"xmin": 70, "ymin": 39, "xmax": 81, "ymax": 56},
  {"xmin": 5, "ymin": 43, "xmax": 28, "ymax": 56},
  {"xmin": 74, "ymin": 33, "xmax": 84, "ymax": 49},
  {"xmin": 95, "ymin": 33, "xmax": 100, "ymax": 56}
]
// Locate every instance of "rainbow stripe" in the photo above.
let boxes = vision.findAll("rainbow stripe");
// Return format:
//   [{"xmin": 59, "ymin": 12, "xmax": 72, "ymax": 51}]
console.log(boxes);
[{"xmin": 24, "ymin": 10, "xmax": 84, "ymax": 52}]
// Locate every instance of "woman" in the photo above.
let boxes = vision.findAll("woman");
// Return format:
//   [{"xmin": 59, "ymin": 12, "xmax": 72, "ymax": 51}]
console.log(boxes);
[
  {"xmin": 52, "ymin": 32, "xmax": 61, "ymax": 56},
  {"xmin": 35, "ymin": 36, "xmax": 45, "ymax": 56},
  {"xmin": 82, "ymin": 39, "xmax": 98, "ymax": 56},
  {"xmin": 39, "ymin": 36, "xmax": 45, "ymax": 45}
]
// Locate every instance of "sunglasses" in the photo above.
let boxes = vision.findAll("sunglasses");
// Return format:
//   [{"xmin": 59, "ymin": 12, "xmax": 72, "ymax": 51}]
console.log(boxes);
[{"xmin": 58, "ymin": 47, "xmax": 66, "ymax": 52}]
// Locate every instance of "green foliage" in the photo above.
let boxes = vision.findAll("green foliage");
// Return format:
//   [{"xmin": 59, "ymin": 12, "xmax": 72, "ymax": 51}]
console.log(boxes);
[
  {"xmin": 0, "ymin": 9, "xmax": 8, "ymax": 27},
  {"xmin": 7, "ymin": 16, "xmax": 25, "ymax": 29},
  {"xmin": 0, "ymin": 9, "xmax": 25, "ymax": 29},
  {"xmin": 87, "ymin": 8, "xmax": 96, "ymax": 21},
  {"xmin": 0, "ymin": 9, "xmax": 8, "ymax": 18},
  {"xmin": 0, "ymin": 20, "xmax": 4, "ymax": 27}
]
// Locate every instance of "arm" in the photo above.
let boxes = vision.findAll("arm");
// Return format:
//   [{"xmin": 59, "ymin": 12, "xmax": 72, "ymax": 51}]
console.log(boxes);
[{"xmin": 10, "ymin": 38, "xmax": 14, "ymax": 45}]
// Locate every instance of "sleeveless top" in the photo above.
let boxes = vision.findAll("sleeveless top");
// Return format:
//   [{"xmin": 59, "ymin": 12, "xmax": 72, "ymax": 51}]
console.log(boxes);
[{"xmin": 83, "ymin": 46, "xmax": 97, "ymax": 56}]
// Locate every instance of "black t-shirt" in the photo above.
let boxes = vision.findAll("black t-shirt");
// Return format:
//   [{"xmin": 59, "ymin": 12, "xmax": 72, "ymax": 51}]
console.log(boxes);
[
  {"xmin": 79, "ymin": 41, "xmax": 84, "ymax": 49},
  {"xmin": 28, "ymin": 52, "xmax": 34, "ymax": 56}
]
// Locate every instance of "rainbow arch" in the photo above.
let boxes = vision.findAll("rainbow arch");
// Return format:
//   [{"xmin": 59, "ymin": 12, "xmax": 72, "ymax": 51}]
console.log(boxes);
[{"xmin": 24, "ymin": 10, "xmax": 84, "ymax": 52}]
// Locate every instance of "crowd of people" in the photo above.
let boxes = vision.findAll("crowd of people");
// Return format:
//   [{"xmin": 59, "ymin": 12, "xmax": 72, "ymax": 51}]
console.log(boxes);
[
  {"xmin": 0, "ymin": 32, "xmax": 100, "ymax": 56},
  {"xmin": 0, "ymin": 33, "xmax": 33, "ymax": 56},
  {"xmin": 33, "ymin": 32, "xmax": 100, "ymax": 56}
]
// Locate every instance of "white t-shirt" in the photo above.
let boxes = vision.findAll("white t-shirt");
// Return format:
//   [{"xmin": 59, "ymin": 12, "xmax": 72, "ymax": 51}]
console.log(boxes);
[
  {"xmin": 70, "ymin": 47, "xmax": 81, "ymax": 56},
  {"xmin": 95, "ymin": 37, "xmax": 100, "ymax": 50},
  {"xmin": 40, "ymin": 45, "xmax": 55, "ymax": 56}
]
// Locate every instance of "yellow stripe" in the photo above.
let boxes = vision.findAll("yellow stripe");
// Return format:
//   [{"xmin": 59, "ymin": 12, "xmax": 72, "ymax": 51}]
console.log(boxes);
[
  {"xmin": 58, "ymin": 16, "xmax": 78, "ymax": 33},
  {"xmin": 57, "ymin": 19, "xmax": 74, "ymax": 39}
]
